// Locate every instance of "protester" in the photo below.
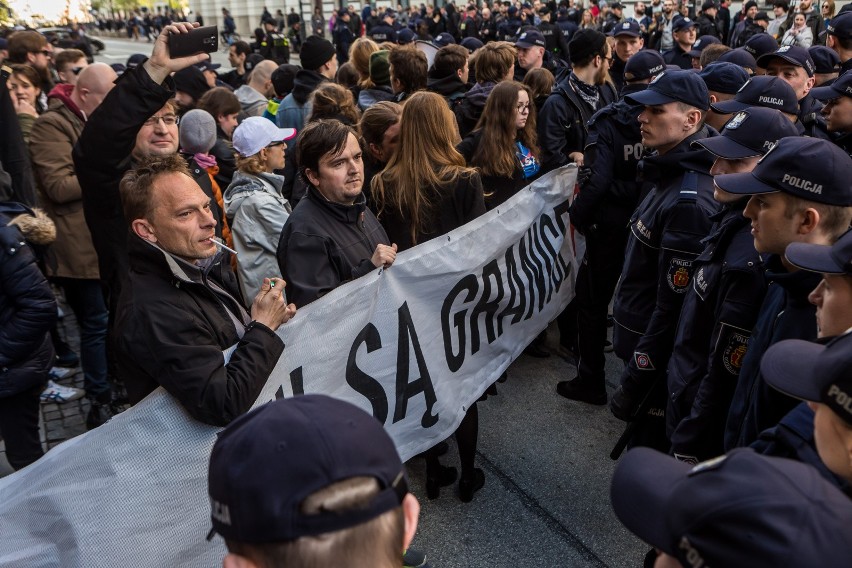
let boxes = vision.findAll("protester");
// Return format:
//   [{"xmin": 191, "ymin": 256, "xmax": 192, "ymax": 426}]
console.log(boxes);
[
  {"xmin": 0, "ymin": 203, "xmax": 57, "ymax": 469},
  {"xmin": 609, "ymin": 70, "xmax": 720, "ymax": 451},
  {"xmin": 372, "ymin": 91, "xmax": 486, "ymax": 502},
  {"xmin": 276, "ymin": 119, "xmax": 396, "ymax": 308},
  {"xmin": 196, "ymin": 87, "xmax": 241, "ymax": 190},
  {"xmin": 666, "ymin": 108, "xmax": 799, "ymax": 464},
  {"xmin": 54, "ymin": 48, "xmax": 88, "ymax": 87},
  {"xmin": 115, "ymin": 153, "xmax": 296, "ymax": 425},
  {"xmin": 8, "ymin": 64, "xmax": 43, "ymax": 142},
  {"xmin": 359, "ymin": 101, "xmax": 401, "ymax": 204},
  {"xmin": 454, "ymin": 41, "xmax": 516, "ymax": 137},
  {"xmin": 221, "ymin": 41, "xmax": 252, "ymax": 89},
  {"xmin": 523, "ymin": 67, "xmax": 555, "ymax": 111},
  {"xmin": 172, "ymin": 65, "xmax": 210, "ymax": 115},
  {"xmin": 235, "ymin": 59, "xmax": 277, "ymax": 121},
  {"xmin": 207, "ymin": 395, "xmax": 421, "ymax": 568},
  {"xmin": 347, "ymin": 37, "xmax": 380, "ymax": 101},
  {"xmin": 781, "ymin": 12, "xmax": 814, "ymax": 48},
  {"xmin": 389, "ymin": 46, "xmax": 428, "ymax": 103},
  {"xmin": 224, "ymin": 117, "xmax": 296, "ymax": 303},
  {"xmin": 358, "ymin": 50, "xmax": 395, "ymax": 111},
  {"xmin": 276, "ymin": 35, "xmax": 337, "ymax": 132},
  {"xmin": 6, "ymin": 30, "xmax": 53, "ymax": 95},
  {"xmin": 29, "ymin": 63, "xmax": 117, "ymax": 427}
]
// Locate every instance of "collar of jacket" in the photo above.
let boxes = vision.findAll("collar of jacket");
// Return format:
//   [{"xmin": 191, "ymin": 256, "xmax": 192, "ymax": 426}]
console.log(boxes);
[
  {"xmin": 641, "ymin": 126, "xmax": 718, "ymax": 180},
  {"xmin": 306, "ymin": 184, "xmax": 367, "ymax": 223},
  {"xmin": 764, "ymin": 253, "xmax": 824, "ymax": 294},
  {"xmin": 128, "ymin": 233, "xmax": 223, "ymax": 286}
]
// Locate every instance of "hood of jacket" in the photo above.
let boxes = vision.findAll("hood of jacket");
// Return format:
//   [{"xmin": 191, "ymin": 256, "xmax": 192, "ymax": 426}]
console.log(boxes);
[
  {"xmin": 427, "ymin": 72, "xmax": 469, "ymax": 98},
  {"xmin": 47, "ymin": 83, "xmax": 86, "ymax": 122},
  {"xmin": 358, "ymin": 86, "xmax": 395, "ymax": 108},
  {"xmin": 235, "ymin": 85, "xmax": 268, "ymax": 109},
  {"xmin": 292, "ymin": 69, "xmax": 329, "ymax": 105},
  {"xmin": 223, "ymin": 171, "xmax": 289, "ymax": 218},
  {"xmin": 2, "ymin": 205, "xmax": 56, "ymax": 246},
  {"xmin": 465, "ymin": 81, "xmax": 496, "ymax": 109}
]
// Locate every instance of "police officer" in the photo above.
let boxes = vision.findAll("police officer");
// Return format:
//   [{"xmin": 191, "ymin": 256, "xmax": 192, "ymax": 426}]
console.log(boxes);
[
  {"xmin": 459, "ymin": 4, "xmax": 480, "ymax": 40},
  {"xmin": 369, "ymin": 9, "xmax": 399, "ymax": 44},
  {"xmin": 477, "ymin": 7, "xmax": 498, "ymax": 43},
  {"xmin": 258, "ymin": 15, "xmax": 290, "ymax": 65},
  {"xmin": 666, "ymin": 108, "xmax": 799, "ymax": 464},
  {"xmin": 757, "ymin": 46, "xmax": 831, "ymax": 139},
  {"xmin": 710, "ymin": 74, "xmax": 802, "ymax": 130},
  {"xmin": 609, "ymin": 21, "xmax": 645, "ymax": 94},
  {"xmin": 536, "ymin": 7, "xmax": 570, "ymax": 61},
  {"xmin": 556, "ymin": 7, "xmax": 579, "ymax": 42},
  {"xmin": 664, "ymin": 17, "xmax": 698, "ymax": 70},
  {"xmin": 811, "ymin": 71, "xmax": 852, "ymax": 157},
  {"xmin": 498, "ymin": 5, "xmax": 522, "ymax": 41},
  {"xmin": 558, "ymin": 50, "xmax": 667, "ymax": 406},
  {"xmin": 609, "ymin": 70, "xmax": 721, "ymax": 452}
]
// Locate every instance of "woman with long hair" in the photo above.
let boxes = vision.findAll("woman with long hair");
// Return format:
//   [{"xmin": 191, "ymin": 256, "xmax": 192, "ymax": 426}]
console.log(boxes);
[
  {"xmin": 347, "ymin": 37, "xmax": 380, "ymax": 99},
  {"xmin": 523, "ymin": 67, "xmax": 555, "ymax": 113},
  {"xmin": 458, "ymin": 81, "xmax": 541, "ymax": 209},
  {"xmin": 372, "ymin": 92, "xmax": 487, "ymax": 502}
]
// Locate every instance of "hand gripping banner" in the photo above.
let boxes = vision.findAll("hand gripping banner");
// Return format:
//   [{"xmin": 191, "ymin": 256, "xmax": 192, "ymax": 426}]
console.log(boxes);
[{"xmin": 0, "ymin": 165, "xmax": 579, "ymax": 567}]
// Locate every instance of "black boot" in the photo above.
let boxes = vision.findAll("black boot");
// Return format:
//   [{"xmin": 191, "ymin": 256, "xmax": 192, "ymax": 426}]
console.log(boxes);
[{"xmin": 556, "ymin": 377, "xmax": 607, "ymax": 405}]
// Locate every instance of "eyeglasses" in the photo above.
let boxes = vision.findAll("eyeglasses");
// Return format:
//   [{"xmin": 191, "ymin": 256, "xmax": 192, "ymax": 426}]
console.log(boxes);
[
  {"xmin": 36, "ymin": 49, "xmax": 52, "ymax": 57},
  {"xmin": 70, "ymin": 67, "xmax": 85, "ymax": 75},
  {"xmin": 267, "ymin": 141, "xmax": 286, "ymax": 148},
  {"xmin": 143, "ymin": 114, "xmax": 179, "ymax": 126},
  {"xmin": 516, "ymin": 103, "xmax": 531, "ymax": 113}
]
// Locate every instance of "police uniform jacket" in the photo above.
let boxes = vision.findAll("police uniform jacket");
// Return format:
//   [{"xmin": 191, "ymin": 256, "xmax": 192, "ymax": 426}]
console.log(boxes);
[
  {"xmin": 537, "ymin": 76, "xmax": 617, "ymax": 173},
  {"xmin": 276, "ymin": 185, "xmax": 390, "ymax": 309},
  {"xmin": 612, "ymin": 127, "xmax": 720, "ymax": 400},
  {"xmin": 460, "ymin": 15, "xmax": 479, "ymax": 39},
  {"xmin": 724, "ymin": 255, "xmax": 821, "ymax": 450},
  {"xmin": 368, "ymin": 22, "xmax": 398, "ymax": 43},
  {"xmin": 478, "ymin": 17, "xmax": 498, "ymax": 41},
  {"xmin": 662, "ymin": 43, "xmax": 693, "ymax": 70},
  {"xmin": 610, "ymin": 55, "xmax": 628, "ymax": 95},
  {"xmin": 666, "ymin": 202, "xmax": 766, "ymax": 463},
  {"xmin": 569, "ymin": 83, "xmax": 646, "ymax": 233},
  {"xmin": 115, "ymin": 235, "xmax": 284, "ymax": 426},
  {"xmin": 798, "ymin": 94, "xmax": 832, "ymax": 140},
  {"xmin": 537, "ymin": 20, "xmax": 570, "ymax": 58},
  {"xmin": 696, "ymin": 14, "xmax": 722, "ymax": 39}
]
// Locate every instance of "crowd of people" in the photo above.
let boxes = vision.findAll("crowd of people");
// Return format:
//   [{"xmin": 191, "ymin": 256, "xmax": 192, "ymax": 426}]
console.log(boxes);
[{"xmin": 2, "ymin": 1, "xmax": 852, "ymax": 565}]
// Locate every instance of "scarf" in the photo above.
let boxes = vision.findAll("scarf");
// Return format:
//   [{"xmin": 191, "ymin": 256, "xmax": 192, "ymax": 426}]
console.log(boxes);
[
  {"xmin": 570, "ymin": 72, "xmax": 599, "ymax": 109},
  {"xmin": 193, "ymin": 152, "xmax": 218, "ymax": 169}
]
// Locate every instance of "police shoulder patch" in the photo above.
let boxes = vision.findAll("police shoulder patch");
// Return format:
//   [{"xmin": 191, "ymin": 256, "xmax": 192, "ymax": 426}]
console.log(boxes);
[
  {"xmin": 722, "ymin": 332, "xmax": 750, "ymax": 374},
  {"xmin": 667, "ymin": 258, "xmax": 692, "ymax": 293},
  {"xmin": 634, "ymin": 351, "xmax": 655, "ymax": 370}
]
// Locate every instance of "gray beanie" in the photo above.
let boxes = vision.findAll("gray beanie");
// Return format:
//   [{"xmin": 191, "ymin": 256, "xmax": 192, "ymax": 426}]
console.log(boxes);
[{"xmin": 179, "ymin": 109, "xmax": 217, "ymax": 154}]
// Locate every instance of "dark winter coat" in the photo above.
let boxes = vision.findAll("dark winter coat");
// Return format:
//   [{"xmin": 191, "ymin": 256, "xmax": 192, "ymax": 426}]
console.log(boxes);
[{"xmin": 457, "ymin": 130, "xmax": 539, "ymax": 209}]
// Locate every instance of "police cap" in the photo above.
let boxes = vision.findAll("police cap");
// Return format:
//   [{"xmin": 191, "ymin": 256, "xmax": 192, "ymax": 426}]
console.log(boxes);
[{"xmin": 625, "ymin": 69, "xmax": 710, "ymax": 111}]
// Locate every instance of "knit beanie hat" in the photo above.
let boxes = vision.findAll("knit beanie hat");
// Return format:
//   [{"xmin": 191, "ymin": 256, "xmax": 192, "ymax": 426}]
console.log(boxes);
[
  {"xmin": 370, "ymin": 50, "xmax": 391, "ymax": 86},
  {"xmin": 300, "ymin": 36, "xmax": 336, "ymax": 71},
  {"xmin": 179, "ymin": 109, "xmax": 217, "ymax": 154},
  {"xmin": 568, "ymin": 29, "xmax": 607, "ymax": 65},
  {"xmin": 173, "ymin": 66, "xmax": 210, "ymax": 102}
]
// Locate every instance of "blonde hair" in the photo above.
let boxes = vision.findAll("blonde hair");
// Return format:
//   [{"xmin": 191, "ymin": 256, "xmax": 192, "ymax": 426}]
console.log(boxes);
[
  {"xmin": 349, "ymin": 37, "xmax": 380, "ymax": 89},
  {"xmin": 372, "ymin": 91, "xmax": 476, "ymax": 244},
  {"xmin": 235, "ymin": 153, "xmax": 267, "ymax": 175},
  {"xmin": 308, "ymin": 82, "xmax": 362, "ymax": 128}
]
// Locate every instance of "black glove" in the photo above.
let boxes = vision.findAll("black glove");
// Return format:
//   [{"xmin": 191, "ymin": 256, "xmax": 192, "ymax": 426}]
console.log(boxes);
[
  {"xmin": 610, "ymin": 385, "xmax": 640, "ymax": 422},
  {"xmin": 576, "ymin": 165, "xmax": 592, "ymax": 188}
]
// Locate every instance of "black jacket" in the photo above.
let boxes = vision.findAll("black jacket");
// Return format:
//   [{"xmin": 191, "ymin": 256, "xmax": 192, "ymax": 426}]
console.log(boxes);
[
  {"xmin": 0, "ymin": 203, "xmax": 56, "ymax": 398},
  {"xmin": 457, "ymin": 131, "xmax": 538, "ymax": 209},
  {"xmin": 612, "ymin": 128, "xmax": 721, "ymax": 399},
  {"xmin": 663, "ymin": 43, "xmax": 693, "ymax": 70},
  {"xmin": 115, "ymin": 235, "xmax": 284, "ymax": 426},
  {"xmin": 799, "ymin": 94, "xmax": 831, "ymax": 140},
  {"xmin": 569, "ymin": 83, "xmax": 646, "ymax": 232},
  {"xmin": 426, "ymin": 72, "xmax": 469, "ymax": 109},
  {"xmin": 210, "ymin": 129, "xmax": 237, "ymax": 190},
  {"xmin": 454, "ymin": 81, "xmax": 496, "ymax": 138},
  {"xmin": 276, "ymin": 185, "xmax": 390, "ymax": 308},
  {"xmin": 537, "ymin": 76, "xmax": 617, "ymax": 174},
  {"xmin": 724, "ymin": 255, "xmax": 821, "ymax": 450},
  {"xmin": 696, "ymin": 13, "xmax": 722, "ymax": 39},
  {"xmin": 667, "ymin": 203, "xmax": 767, "ymax": 462},
  {"xmin": 538, "ymin": 20, "xmax": 570, "ymax": 58},
  {"xmin": 73, "ymin": 65, "xmax": 174, "ymax": 306},
  {"xmin": 368, "ymin": 22, "xmax": 398, "ymax": 43}
]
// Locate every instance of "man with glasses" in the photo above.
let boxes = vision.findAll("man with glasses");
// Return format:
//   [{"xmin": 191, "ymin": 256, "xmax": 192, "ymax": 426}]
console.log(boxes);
[
  {"xmin": 6, "ymin": 30, "xmax": 54, "ymax": 95},
  {"xmin": 54, "ymin": 49, "xmax": 88, "ymax": 87}
]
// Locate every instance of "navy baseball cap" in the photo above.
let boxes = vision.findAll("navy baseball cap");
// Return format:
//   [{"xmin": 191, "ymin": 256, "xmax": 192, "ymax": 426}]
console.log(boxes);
[
  {"xmin": 624, "ymin": 50, "xmax": 666, "ymax": 82},
  {"xmin": 672, "ymin": 17, "xmax": 696, "ymax": 32},
  {"xmin": 711, "ymin": 75, "xmax": 799, "ymax": 115},
  {"xmin": 398, "ymin": 27, "xmax": 415, "ymax": 44},
  {"xmin": 126, "ymin": 53, "xmax": 147, "ymax": 69},
  {"xmin": 757, "ymin": 45, "xmax": 816, "ymax": 77},
  {"xmin": 460, "ymin": 36, "xmax": 484, "ymax": 53},
  {"xmin": 625, "ymin": 69, "xmax": 710, "ymax": 110},
  {"xmin": 611, "ymin": 20, "xmax": 641, "ymax": 37},
  {"xmin": 717, "ymin": 48, "xmax": 758, "ymax": 74},
  {"xmin": 688, "ymin": 35, "xmax": 721, "ymax": 58},
  {"xmin": 714, "ymin": 137, "xmax": 852, "ymax": 205},
  {"xmin": 207, "ymin": 395, "xmax": 408, "ymax": 543},
  {"xmin": 826, "ymin": 11, "xmax": 852, "ymax": 40},
  {"xmin": 196, "ymin": 60, "xmax": 222, "ymax": 72},
  {"xmin": 811, "ymin": 70, "xmax": 852, "ymax": 101},
  {"xmin": 698, "ymin": 61, "xmax": 750, "ymax": 94},
  {"xmin": 433, "ymin": 32, "xmax": 456, "ymax": 47},
  {"xmin": 611, "ymin": 447, "xmax": 852, "ymax": 567},
  {"xmin": 515, "ymin": 29, "xmax": 546, "ymax": 48},
  {"xmin": 784, "ymin": 227, "xmax": 852, "ymax": 276},
  {"xmin": 809, "ymin": 46, "xmax": 841, "ymax": 74},
  {"xmin": 743, "ymin": 33, "xmax": 780, "ymax": 60},
  {"xmin": 762, "ymin": 328, "xmax": 852, "ymax": 426},
  {"xmin": 694, "ymin": 106, "xmax": 799, "ymax": 159}
]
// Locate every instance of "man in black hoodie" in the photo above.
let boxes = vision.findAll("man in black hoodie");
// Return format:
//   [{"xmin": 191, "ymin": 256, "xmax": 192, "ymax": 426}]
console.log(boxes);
[
  {"xmin": 275, "ymin": 36, "xmax": 336, "ymax": 132},
  {"xmin": 609, "ymin": 70, "xmax": 720, "ymax": 452},
  {"xmin": 426, "ymin": 44, "xmax": 470, "ymax": 109}
]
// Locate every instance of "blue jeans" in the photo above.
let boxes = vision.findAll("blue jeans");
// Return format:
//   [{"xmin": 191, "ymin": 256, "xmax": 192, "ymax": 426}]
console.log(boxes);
[{"xmin": 56, "ymin": 278, "xmax": 110, "ymax": 402}]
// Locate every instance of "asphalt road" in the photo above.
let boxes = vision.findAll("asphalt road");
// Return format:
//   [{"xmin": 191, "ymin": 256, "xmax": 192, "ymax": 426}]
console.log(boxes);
[{"xmin": 90, "ymin": 34, "xmax": 648, "ymax": 568}]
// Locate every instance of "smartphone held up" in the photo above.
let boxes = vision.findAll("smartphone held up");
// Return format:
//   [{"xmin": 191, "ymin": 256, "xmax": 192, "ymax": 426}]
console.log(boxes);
[{"xmin": 168, "ymin": 25, "xmax": 219, "ymax": 58}]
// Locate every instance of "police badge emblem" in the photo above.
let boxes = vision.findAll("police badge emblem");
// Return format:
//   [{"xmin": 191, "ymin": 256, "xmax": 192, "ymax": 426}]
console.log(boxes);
[
  {"xmin": 725, "ymin": 111, "xmax": 748, "ymax": 130},
  {"xmin": 667, "ymin": 258, "xmax": 692, "ymax": 293},
  {"xmin": 722, "ymin": 332, "xmax": 749, "ymax": 374}
]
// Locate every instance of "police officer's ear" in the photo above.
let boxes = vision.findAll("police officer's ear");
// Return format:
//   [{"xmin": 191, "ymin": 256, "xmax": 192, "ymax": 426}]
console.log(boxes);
[
  {"xmin": 795, "ymin": 205, "xmax": 822, "ymax": 237},
  {"xmin": 684, "ymin": 107, "xmax": 704, "ymax": 129}
]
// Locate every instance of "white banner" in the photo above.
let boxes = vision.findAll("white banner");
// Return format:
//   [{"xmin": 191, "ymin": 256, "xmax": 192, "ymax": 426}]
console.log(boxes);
[{"xmin": 0, "ymin": 165, "xmax": 579, "ymax": 567}]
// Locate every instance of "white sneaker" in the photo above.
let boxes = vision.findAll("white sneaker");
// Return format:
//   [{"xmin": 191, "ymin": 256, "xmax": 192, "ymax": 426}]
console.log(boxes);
[
  {"xmin": 49, "ymin": 367, "xmax": 74, "ymax": 380},
  {"xmin": 40, "ymin": 380, "xmax": 85, "ymax": 404}
]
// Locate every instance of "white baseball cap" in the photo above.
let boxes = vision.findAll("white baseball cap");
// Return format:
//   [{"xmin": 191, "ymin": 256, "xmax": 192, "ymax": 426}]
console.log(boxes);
[{"xmin": 232, "ymin": 116, "xmax": 296, "ymax": 158}]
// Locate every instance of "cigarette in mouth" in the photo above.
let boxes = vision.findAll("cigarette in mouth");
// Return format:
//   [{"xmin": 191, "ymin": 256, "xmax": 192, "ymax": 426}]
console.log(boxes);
[{"xmin": 208, "ymin": 237, "xmax": 237, "ymax": 255}]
